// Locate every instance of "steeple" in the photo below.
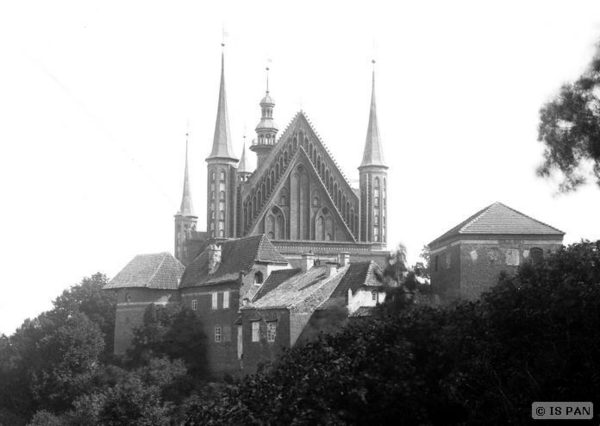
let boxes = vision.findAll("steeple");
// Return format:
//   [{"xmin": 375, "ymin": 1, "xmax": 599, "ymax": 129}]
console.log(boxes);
[
  {"xmin": 178, "ymin": 133, "xmax": 195, "ymax": 216},
  {"xmin": 207, "ymin": 48, "xmax": 238, "ymax": 162},
  {"xmin": 237, "ymin": 137, "xmax": 252, "ymax": 182},
  {"xmin": 359, "ymin": 61, "xmax": 387, "ymax": 169},
  {"xmin": 359, "ymin": 60, "xmax": 388, "ymax": 246},
  {"xmin": 174, "ymin": 132, "xmax": 198, "ymax": 264},
  {"xmin": 251, "ymin": 65, "xmax": 278, "ymax": 169}
]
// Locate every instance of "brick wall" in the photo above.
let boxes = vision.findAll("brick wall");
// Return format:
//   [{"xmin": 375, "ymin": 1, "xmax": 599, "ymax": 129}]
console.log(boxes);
[
  {"xmin": 459, "ymin": 239, "xmax": 562, "ymax": 300},
  {"xmin": 430, "ymin": 243, "xmax": 462, "ymax": 300},
  {"xmin": 431, "ymin": 236, "xmax": 563, "ymax": 301},
  {"xmin": 240, "ymin": 308, "xmax": 290, "ymax": 374},
  {"xmin": 181, "ymin": 282, "xmax": 241, "ymax": 376},
  {"xmin": 113, "ymin": 288, "xmax": 179, "ymax": 355}
]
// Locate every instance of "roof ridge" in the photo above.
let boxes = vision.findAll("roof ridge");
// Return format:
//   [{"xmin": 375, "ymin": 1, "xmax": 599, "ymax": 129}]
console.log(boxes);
[{"xmin": 459, "ymin": 202, "xmax": 496, "ymax": 233}]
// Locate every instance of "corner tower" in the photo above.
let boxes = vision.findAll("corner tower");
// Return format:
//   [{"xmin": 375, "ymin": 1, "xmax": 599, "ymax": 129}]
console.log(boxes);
[
  {"xmin": 359, "ymin": 61, "xmax": 388, "ymax": 245},
  {"xmin": 175, "ymin": 133, "xmax": 198, "ymax": 262},
  {"xmin": 206, "ymin": 46, "xmax": 239, "ymax": 239},
  {"xmin": 250, "ymin": 66, "xmax": 278, "ymax": 170}
]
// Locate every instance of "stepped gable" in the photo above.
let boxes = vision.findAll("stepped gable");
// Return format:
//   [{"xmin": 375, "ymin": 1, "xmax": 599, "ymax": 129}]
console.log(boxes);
[
  {"xmin": 180, "ymin": 235, "xmax": 288, "ymax": 288},
  {"xmin": 429, "ymin": 202, "xmax": 565, "ymax": 247},
  {"xmin": 250, "ymin": 264, "xmax": 349, "ymax": 309},
  {"xmin": 242, "ymin": 111, "xmax": 356, "ymax": 199},
  {"xmin": 104, "ymin": 252, "xmax": 184, "ymax": 290}
]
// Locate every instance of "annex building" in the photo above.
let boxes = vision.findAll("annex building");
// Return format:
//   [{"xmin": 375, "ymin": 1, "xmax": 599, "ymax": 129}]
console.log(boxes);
[{"xmin": 104, "ymin": 49, "xmax": 391, "ymax": 375}]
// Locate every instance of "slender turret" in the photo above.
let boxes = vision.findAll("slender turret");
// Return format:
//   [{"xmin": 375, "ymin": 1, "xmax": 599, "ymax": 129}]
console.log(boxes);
[
  {"xmin": 359, "ymin": 60, "xmax": 388, "ymax": 245},
  {"xmin": 206, "ymin": 45, "xmax": 239, "ymax": 239},
  {"xmin": 175, "ymin": 133, "xmax": 198, "ymax": 262}
]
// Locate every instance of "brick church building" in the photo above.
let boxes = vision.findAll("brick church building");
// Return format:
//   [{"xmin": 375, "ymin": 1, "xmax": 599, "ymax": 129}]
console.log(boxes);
[{"xmin": 104, "ymin": 48, "xmax": 391, "ymax": 375}]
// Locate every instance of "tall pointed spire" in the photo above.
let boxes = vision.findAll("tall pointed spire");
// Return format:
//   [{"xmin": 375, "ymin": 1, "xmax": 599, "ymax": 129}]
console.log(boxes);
[
  {"xmin": 237, "ymin": 137, "xmax": 251, "ymax": 175},
  {"xmin": 207, "ymin": 45, "xmax": 238, "ymax": 162},
  {"xmin": 360, "ymin": 60, "xmax": 387, "ymax": 169},
  {"xmin": 178, "ymin": 132, "xmax": 195, "ymax": 216}
]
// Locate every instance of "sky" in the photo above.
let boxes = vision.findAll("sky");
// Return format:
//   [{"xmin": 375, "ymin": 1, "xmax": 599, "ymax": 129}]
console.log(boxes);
[{"xmin": 1, "ymin": 0, "xmax": 600, "ymax": 336}]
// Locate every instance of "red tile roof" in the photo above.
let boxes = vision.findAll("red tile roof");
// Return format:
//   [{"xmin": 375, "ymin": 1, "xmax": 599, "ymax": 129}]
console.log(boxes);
[
  {"xmin": 104, "ymin": 252, "xmax": 184, "ymax": 290},
  {"xmin": 180, "ymin": 235, "xmax": 288, "ymax": 288},
  {"xmin": 429, "ymin": 202, "xmax": 565, "ymax": 247}
]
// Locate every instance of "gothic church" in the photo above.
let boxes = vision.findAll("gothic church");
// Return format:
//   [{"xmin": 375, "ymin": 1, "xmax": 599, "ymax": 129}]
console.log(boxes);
[
  {"xmin": 105, "ymin": 48, "xmax": 391, "ymax": 375},
  {"xmin": 174, "ymin": 50, "xmax": 389, "ymax": 267}
]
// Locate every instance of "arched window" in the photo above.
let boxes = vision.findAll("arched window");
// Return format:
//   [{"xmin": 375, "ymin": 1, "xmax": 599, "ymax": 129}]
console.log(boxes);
[
  {"xmin": 211, "ymin": 210, "xmax": 215, "ymax": 219},
  {"xmin": 530, "ymin": 247, "xmax": 544, "ymax": 263},
  {"xmin": 219, "ymin": 190, "xmax": 225, "ymax": 200},
  {"xmin": 219, "ymin": 211, "xmax": 225, "ymax": 220},
  {"xmin": 254, "ymin": 271, "xmax": 264, "ymax": 285},
  {"xmin": 220, "ymin": 171, "xmax": 226, "ymax": 181},
  {"xmin": 313, "ymin": 196, "xmax": 319, "ymax": 207},
  {"xmin": 211, "ymin": 171, "xmax": 216, "ymax": 181}
]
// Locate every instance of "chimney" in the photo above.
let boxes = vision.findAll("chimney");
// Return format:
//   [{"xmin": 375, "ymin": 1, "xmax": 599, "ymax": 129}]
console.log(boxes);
[
  {"xmin": 325, "ymin": 261, "xmax": 338, "ymax": 278},
  {"xmin": 208, "ymin": 243, "xmax": 221, "ymax": 274},
  {"xmin": 301, "ymin": 252, "xmax": 315, "ymax": 272},
  {"xmin": 339, "ymin": 252, "xmax": 350, "ymax": 267}
]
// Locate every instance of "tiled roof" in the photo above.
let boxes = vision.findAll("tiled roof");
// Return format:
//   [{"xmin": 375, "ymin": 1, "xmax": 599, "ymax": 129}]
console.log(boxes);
[
  {"xmin": 104, "ymin": 252, "xmax": 184, "ymax": 290},
  {"xmin": 429, "ymin": 202, "xmax": 565, "ymax": 247},
  {"xmin": 253, "ymin": 268, "xmax": 301, "ymax": 302},
  {"xmin": 250, "ymin": 265, "xmax": 348, "ymax": 309},
  {"xmin": 330, "ymin": 261, "xmax": 383, "ymax": 298},
  {"xmin": 180, "ymin": 235, "xmax": 288, "ymax": 288}
]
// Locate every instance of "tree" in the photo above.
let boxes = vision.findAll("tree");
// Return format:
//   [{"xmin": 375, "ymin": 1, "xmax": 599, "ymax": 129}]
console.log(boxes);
[{"xmin": 538, "ymin": 46, "xmax": 600, "ymax": 191}]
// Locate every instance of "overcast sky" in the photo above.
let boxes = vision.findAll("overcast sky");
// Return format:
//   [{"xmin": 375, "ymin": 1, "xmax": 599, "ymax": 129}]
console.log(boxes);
[{"xmin": 1, "ymin": 0, "xmax": 600, "ymax": 335}]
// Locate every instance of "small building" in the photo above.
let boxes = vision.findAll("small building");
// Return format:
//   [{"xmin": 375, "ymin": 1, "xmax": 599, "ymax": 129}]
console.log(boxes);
[
  {"xmin": 239, "ymin": 254, "xmax": 385, "ymax": 374},
  {"xmin": 429, "ymin": 202, "xmax": 564, "ymax": 301},
  {"xmin": 103, "ymin": 252, "xmax": 185, "ymax": 355}
]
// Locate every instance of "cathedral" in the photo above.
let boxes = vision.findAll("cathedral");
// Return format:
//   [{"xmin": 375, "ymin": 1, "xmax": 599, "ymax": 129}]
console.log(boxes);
[
  {"xmin": 174, "ymin": 50, "xmax": 389, "ymax": 267},
  {"xmin": 105, "ymin": 48, "xmax": 391, "ymax": 375}
]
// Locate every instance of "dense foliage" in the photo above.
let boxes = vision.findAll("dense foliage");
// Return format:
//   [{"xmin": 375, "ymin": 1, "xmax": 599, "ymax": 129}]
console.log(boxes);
[
  {"xmin": 1, "ymin": 241, "xmax": 600, "ymax": 425},
  {"xmin": 186, "ymin": 240, "xmax": 600, "ymax": 425},
  {"xmin": 538, "ymin": 44, "xmax": 600, "ymax": 191}
]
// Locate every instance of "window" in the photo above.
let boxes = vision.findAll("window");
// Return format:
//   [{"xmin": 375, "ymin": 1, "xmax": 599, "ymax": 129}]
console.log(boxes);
[
  {"xmin": 223, "ymin": 291, "xmax": 230, "ymax": 309},
  {"xmin": 252, "ymin": 321, "xmax": 260, "ymax": 342},
  {"xmin": 212, "ymin": 292, "xmax": 218, "ymax": 309},
  {"xmin": 530, "ymin": 247, "xmax": 544, "ymax": 264},
  {"xmin": 505, "ymin": 249, "xmax": 520, "ymax": 266},
  {"xmin": 220, "ymin": 171, "xmax": 226, "ymax": 181},
  {"xmin": 445, "ymin": 252, "xmax": 452, "ymax": 269},
  {"xmin": 219, "ymin": 190, "xmax": 225, "ymax": 200},
  {"xmin": 214, "ymin": 326, "xmax": 222, "ymax": 343},
  {"xmin": 371, "ymin": 291, "xmax": 377, "ymax": 301},
  {"xmin": 125, "ymin": 292, "xmax": 131, "ymax": 303},
  {"xmin": 254, "ymin": 271, "xmax": 263, "ymax": 285},
  {"xmin": 191, "ymin": 299, "xmax": 197, "ymax": 310},
  {"xmin": 211, "ymin": 171, "xmax": 215, "ymax": 181},
  {"xmin": 223, "ymin": 325, "xmax": 232, "ymax": 342},
  {"xmin": 267, "ymin": 322, "xmax": 277, "ymax": 342}
]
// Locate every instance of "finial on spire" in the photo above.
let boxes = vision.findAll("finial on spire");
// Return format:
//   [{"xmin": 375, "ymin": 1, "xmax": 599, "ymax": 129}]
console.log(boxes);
[
  {"xmin": 221, "ymin": 25, "xmax": 228, "ymax": 48},
  {"xmin": 265, "ymin": 58, "xmax": 272, "ymax": 93}
]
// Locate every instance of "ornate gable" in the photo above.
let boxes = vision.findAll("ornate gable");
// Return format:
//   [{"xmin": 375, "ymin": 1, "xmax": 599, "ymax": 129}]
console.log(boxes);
[{"xmin": 240, "ymin": 112, "xmax": 359, "ymax": 242}]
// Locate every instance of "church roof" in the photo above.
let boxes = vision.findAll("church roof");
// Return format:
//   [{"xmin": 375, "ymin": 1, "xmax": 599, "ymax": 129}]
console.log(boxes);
[
  {"xmin": 177, "ymin": 137, "xmax": 195, "ymax": 216},
  {"xmin": 104, "ymin": 252, "xmax": 184, "ymax": 290},
  {"xmin": 429, "ymin": 202, "xmax": 565, "ymax": 247},
  {"xmin": 360, "ymin": 68, "xmax": 387, "ymax": 169},
  {"xmin": 207, "ymin": 52, "xmax": 238, "ymax": 162},
  {"xmin": 180, "ymin": 234, "xmax": 288, "ymax": 288}
]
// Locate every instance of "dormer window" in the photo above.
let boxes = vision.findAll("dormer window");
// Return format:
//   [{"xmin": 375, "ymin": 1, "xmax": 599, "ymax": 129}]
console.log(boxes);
[{"xmin": 254, "ymin": 271, "xmax": 264, "ymax": 285}]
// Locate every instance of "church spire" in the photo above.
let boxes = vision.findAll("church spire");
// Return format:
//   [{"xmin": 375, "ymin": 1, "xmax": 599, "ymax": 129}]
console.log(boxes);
[
  {"xmin": 207, "ymin": 47, "xmax": 238, "ymax": 162},
  {"xmin": 360, "ymin": 60, "xmax": 387, "ymax": 169},
  {"xmin": 237, "ymin": 137, "xmax": 252, "ymax": 176},
  {"xmin": 178, "ymin": 132, "xmax": 195, "ymax": 216}
]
